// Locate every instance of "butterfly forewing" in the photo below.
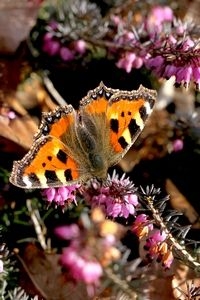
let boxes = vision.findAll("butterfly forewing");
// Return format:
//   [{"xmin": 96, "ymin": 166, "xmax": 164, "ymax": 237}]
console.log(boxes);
[{"xmin": 35, "ymin": 105, "xmax": 75, "ymax": 140}]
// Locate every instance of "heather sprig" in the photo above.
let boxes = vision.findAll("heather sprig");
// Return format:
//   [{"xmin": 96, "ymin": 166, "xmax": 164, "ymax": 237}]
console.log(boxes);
[
  {"xmin": 82, "ymin": 170, "xmax": 138, "ymax": 219},
  {"xmin": 133, "ymin": 186, "xmax": 200, "ymax": 272},
  {"xmin": 30, "ymin": 1, "xmax": 200, "ymax": 89}
]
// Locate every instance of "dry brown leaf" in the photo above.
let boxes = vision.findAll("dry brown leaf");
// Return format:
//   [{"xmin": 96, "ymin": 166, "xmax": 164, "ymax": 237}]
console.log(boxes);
[
  {"xmin": 166, "ymin": 179, "xmax": 200, "ymax": 229},
  {"xmin": 148, "ymin": 276, "xmax": 176, "ymax": 300},
  {"xmin": 17, "ymin": 243, "xmax": 89, "ymax": 300},
  {"xmin": 0, "ymin": 115, "xmax": 37, "ymax": 151}
]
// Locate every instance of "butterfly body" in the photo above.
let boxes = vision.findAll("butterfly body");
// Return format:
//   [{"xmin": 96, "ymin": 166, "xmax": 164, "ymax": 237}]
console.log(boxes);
[{"xmin": 10, "ymin": 82, "xmax": 157, "ymax": 189}]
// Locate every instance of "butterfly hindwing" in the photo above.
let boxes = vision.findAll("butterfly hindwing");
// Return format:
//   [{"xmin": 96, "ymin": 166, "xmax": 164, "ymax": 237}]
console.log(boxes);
[
  {"xmin": 9, "ymin": 136, "xmax": 83, "ymax": 188},
  {"xmin": 107, "ymin": 85, "xmax": 157, "ymax": 164}
]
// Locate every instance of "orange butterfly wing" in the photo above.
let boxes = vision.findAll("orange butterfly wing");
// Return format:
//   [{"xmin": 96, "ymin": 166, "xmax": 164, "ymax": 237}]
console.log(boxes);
[
  {"xmin": 10, "ymin": 105, "xmax": 85, "ymax": 188},
  {"xmin": 9, "ymin": 136, "xmax": 83, "ymax": 188},
  {"xmin": 106, "ymin": 85, "xmax": 157, "ymax": 165}
]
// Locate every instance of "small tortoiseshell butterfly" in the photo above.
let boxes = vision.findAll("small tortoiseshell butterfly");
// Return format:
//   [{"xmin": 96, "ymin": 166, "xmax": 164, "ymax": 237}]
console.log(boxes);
[{"xmin": 10, "ymin": 82, "xmax": 157, "ymax": 188}]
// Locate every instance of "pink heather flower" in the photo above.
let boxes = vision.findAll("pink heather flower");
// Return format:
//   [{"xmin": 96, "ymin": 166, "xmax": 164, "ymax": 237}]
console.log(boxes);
[
  {"xmin": 82, "ymin": 261, "xmax": 103, "ymax": 284},
  {"xmin": 55, "ymin": 216, "xmax": 121, "ymax": 296},
  {"xmin": 132, "ymin": 214, "xmax": 154, "ymax": 239},
  {"xmin": 151, "ymin": 6, "xmax": 173, "ymax": 22},
  {"xmin": 146, "ymin": 6, "xmax": 173, "ymax": 33},
  {"xmin": 116, "ymin": 52, "xmax": 144, "ymax": 73},
  {"xmin": 176, "ymin": 66, "xmax": 193, "ymax": 87},
  {"xmin": 73, "ymin": 40, "xmax": 87, "ymax": 54},
  {"xmin": 142, "ymin": 229, "xmax": 174, "ymax": 268},
  {"xmin": 132, "ymin": 57, "xmax": 144, "ymax": 69},
  {"xmin": 82, "ymin": 171, "xmax": 138, "ymax": 219},
  {"xmin": 42, "ymin": 35, "xmax": 60, "ymax": 56},
  {"xmin": 116, "ymin": 53, "xmax": 136, "ymax": 73},
  {"xmin": 60, "ymin": 245, "xmax": 103, "ymax": 286},
  {"xmin": 54, "ymin": 224, "xmax": 80, "ymax": 240},
  {"xmin": 149, "ymin": 230, "xmax": 167, "ymax": 243},
  {"xmin": 42, "ymin": 184, "xmax": 80, "ymax": 207},
  {"xmin": 172, "ymin": 139, "xmax": 184, "ymax": 152},
  {"xmin": 144, "ymin": 230, "xmax": 166, "ymax": 257},
  {"xmin": 115, "ymin": 30, "xmax": 135, "ymax": 47},
  {"xmin": 145, "ymin": 55, "xmax": 165, "ymax": 76},
  {"xmin": 181, "ymin": 38, "xmax": 195, "ymax": 51},
  {"xmin": 163, "ymin": 64, "xmax": 178, "ymax": 78},
  {"xmin": 60, "ymin": 47, "xmax": 74, "ymax": 61},
  {"xmin": 43, "ymin": 32, "xmax": 53, "ymax": 42},
  {"xmin": 106, "ymin": 193, "xmax": 138, "ymax": 218}
]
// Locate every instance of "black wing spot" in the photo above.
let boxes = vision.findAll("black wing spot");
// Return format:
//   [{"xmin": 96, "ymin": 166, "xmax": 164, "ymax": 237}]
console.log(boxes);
[
  {"xmin": 128, "ymin": 119, "xmax": 140, "ymax": 136},
  {"xmin": 47, "ymin": 156, "xmax": 52, "ymax": 161},
  {"xmin": 110, "ymin": 119, "xmax": 119, "ymax": 133},
  {"xmin": 128, "ymin": 111, "xmax": 132, "ymax": 116},
  {"xmin": 64, "ymin": 169, "xmax": 73, "ymax": 181},
  {"xmin": 57, "ymin": 149, "xmax": 67, "ymax": 164},
  {"xmin": 118, "ymin": 136, "xmax": 128, "ymax": 149},
  {"xmin": 42, "ymin": 162, "xmax": 46, "ymax": 168},
  {"xmin": 45, "ymin": 170, "xmax": 60, "ymax": 184},
  {"xmin": 121, "ymin": 112, "xmax": 125, "ymax": 117},
  {"xmin": 139, "ymin": 106, "xmax": 147, "ymax": 121}
]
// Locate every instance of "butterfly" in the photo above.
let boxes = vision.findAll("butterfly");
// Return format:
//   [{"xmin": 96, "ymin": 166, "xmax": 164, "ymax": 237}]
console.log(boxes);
[{"xmin": 9, "ymin": 82, "xmax": 157, "ymax": 189}]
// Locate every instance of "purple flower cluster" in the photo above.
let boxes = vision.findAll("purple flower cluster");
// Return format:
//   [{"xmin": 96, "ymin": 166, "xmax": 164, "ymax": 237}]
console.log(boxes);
[
  {"xmin": 145, "ymin": 37, "xmax": 200, "ymax": 89},
  {"xmin": 82, "ymin": 171, "xmax": 138, "ymax": 219},
  {"xmin": 42, "ymin": 29, "xmax": 86, "ymax": 61},
  {"xmin": 113, "ymin": 5, "xmax": 200, "ymax": 89},
  {"xmin": 55, "ymin": 223, "xmax": 103, "ymax": 296},
  {"xmin": 42, "ymin": 184, "xmax": 80, "ymax": 207},
  {"xmin": 54, "ymin": 211, "xmax": 121, "ymax": 297},
  {"xmin": 31, "ymin": 3, "xmax": 200, "ymax": 89}
]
